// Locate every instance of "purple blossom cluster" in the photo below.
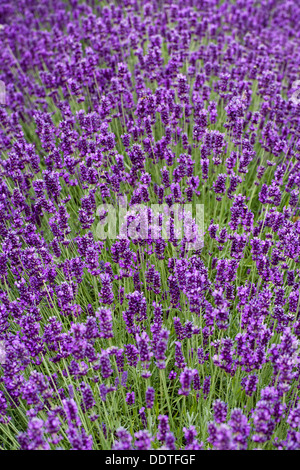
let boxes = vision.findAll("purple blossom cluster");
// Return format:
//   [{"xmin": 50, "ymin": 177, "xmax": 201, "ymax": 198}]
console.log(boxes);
[{"xmin": 0, "ymin": 0, "xmax": 299, "ymax": 450}]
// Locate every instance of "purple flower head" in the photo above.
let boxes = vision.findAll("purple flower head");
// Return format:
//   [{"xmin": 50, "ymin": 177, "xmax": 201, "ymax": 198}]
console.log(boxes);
[
  {"xmin": 213, "ymin": 399, "xmax": 228, "ymax": 424},
  {"xmin": 178, "ymin": 368, "xmax": 194, "ymax": 396},
  {"xmin": 96, "ymin": 307, "xmax": 113, "ymax": 339},
  {"xmin": 113, "ymin": 427, "xmax": 132, "ymax": 450},
  {"xmin": 145, "ymin": 386, "xmax": 155, "ymax": 409}
]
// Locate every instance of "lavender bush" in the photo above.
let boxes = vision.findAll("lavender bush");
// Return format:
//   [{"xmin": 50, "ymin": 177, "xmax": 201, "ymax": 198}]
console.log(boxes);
[{"xmin": 0, "ymin": 0, "xmax": 300, "ymax": 450}]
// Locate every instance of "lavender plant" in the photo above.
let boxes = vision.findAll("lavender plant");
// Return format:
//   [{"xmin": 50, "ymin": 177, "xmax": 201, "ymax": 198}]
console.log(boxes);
[{"xmin": 0, "ymin": 0, "xmax": 299, "ymax": 450}]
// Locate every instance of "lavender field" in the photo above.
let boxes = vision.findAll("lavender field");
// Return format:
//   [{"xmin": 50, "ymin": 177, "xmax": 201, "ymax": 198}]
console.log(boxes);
[{"xmin": 0, "ymin": 0, "xmax": 300, "ymax": 450}]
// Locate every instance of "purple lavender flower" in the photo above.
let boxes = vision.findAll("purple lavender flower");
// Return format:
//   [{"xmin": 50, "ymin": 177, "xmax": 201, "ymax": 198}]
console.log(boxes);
[
  {"xmin": 145, "ymin": 387, "xmax": 155, "ymax": 409},
  {"xmin": 178, "ymin": 368, "xmax": 194, "ymax": 396}
]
